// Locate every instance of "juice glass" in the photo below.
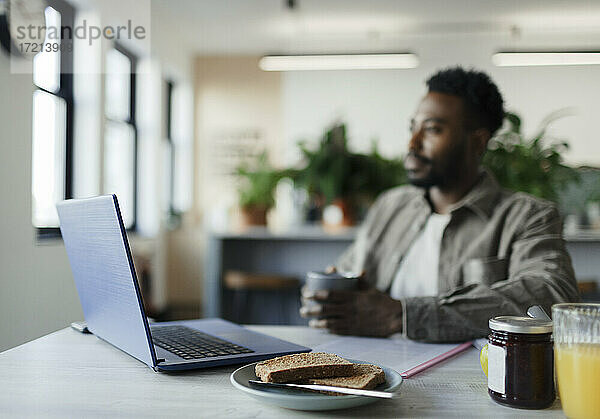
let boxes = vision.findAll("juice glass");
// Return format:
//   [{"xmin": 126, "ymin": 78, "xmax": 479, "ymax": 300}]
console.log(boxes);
[{"xmin": 553, "ymin": 303, "xmax": 600, "ymax": 419}]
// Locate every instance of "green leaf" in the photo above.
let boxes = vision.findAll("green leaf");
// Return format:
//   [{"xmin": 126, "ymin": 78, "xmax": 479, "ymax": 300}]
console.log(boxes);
[
  {"xmin": 505, "ymin": 111, "xmax": 521, "ymax": 134},
  {"xmin": 483, "ymin": 110, "xmax": 580, "ymax": 202},
  {"xmin": 235, "ymin": 151, "xmax": 285, "ymax": 209}
]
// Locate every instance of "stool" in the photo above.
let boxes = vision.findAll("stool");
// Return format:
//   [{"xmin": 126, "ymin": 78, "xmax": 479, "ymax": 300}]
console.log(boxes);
[{"xmin": 224, "ymin": 271, "xmax": 300, "ymax": 325}]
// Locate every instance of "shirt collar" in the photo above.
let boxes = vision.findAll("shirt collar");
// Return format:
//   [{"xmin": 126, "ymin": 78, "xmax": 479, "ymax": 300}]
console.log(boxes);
[
  {"xmin": 413, "ymin": 169, "xmax": 502, "ymax": 221},
  {"xmin": 448, "ymin": 169, "xmax": 502, "ymax": 220}
]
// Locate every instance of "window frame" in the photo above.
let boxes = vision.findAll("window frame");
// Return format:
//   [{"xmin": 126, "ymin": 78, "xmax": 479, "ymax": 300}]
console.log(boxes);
[
  {"xmin": 166, "ymin": 80, "xmax": 175, "ymax": 216},
  {"xmin": 103, "ymin": 42, "xmax": 139, "ymax": 231},
  {"xmin": 163, "ymin": 79, "xmax": 183, "ymax": 228},
  {"xmin": 34, "ymin": 0, "xmax": 75, "ymax": 239}
]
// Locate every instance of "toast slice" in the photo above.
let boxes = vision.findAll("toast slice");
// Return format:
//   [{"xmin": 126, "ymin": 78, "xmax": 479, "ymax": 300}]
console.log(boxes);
[
  {"xmin": 255, "ymin": 352, "xmax": 354, "ymax": 383},
  {"xmin": 301, "ymin": 363, "xmax": 386, "ymax": 390}
]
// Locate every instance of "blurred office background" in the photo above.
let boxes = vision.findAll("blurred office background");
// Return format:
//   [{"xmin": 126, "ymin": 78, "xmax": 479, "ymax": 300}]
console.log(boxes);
[{"xmin": 2, "ymin": 0, "xmax": 600, "ymax": 351}]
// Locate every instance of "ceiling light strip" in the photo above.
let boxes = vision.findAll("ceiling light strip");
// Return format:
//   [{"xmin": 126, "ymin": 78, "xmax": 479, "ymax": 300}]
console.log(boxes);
[
  {"xmin": 259, "ymin": 54, "xmax": 419, "ymax": 71},
  {"xmin": 493, "ymin": 52, "xmax": 600, "ymax": 67}
]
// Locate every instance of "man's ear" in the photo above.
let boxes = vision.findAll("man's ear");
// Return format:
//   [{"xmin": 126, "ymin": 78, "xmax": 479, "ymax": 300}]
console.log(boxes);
[{"xmin": 471, "ymin": 128, "xmax": 491, "ymax": 157}]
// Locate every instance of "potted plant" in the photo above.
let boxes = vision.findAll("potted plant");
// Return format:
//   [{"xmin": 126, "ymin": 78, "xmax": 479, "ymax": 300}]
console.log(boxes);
[
  {"xmin": 293, "ymin": 124, "xmax": 353, "ymax": 224},
  {"xmin": 483, "ymin": 110, "xmax": 579, "ymax": 202},
  {"xmin": 292, "ymin": 123, "xmax": 406, "ymax": 226},
  {"xmin": 236, "ymin": 152, "xmax": 284, "ymax": 226}
]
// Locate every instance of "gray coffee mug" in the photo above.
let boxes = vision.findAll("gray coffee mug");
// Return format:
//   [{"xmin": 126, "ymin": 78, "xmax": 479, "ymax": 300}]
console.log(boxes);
[{"xmin": 305, "ymin": 271, "xmax": 360, "ymax": 292}]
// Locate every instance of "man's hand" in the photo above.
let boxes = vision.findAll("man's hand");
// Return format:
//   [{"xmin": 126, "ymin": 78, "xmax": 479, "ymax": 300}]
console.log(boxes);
[{"xmin": 299, "ymin": 286, "xmax": 403, "ymax": 337}]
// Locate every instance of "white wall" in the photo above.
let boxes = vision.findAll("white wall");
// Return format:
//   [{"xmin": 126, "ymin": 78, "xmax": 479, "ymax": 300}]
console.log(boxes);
[
  {"xmin": 0, "ymin": 56, "xmax": 83, "ymax": 352},
  {"xmin": 283, "ymin": 32, "xmax": 600, "ymax": 167},
  {"xmin": 194, "ymin": 56, "xmax": 282, "ymax": 215}
]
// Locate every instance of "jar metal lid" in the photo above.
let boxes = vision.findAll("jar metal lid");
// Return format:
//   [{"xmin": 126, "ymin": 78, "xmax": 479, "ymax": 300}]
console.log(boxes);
[{"xmin": 489, "ymin": 316, "xmax": 553, "ymax": 334}]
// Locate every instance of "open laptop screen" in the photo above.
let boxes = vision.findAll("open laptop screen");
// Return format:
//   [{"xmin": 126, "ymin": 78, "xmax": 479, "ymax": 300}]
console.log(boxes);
[{"xmin": 57, "ymin": 195, "xmax": 158, "ymax": 368}]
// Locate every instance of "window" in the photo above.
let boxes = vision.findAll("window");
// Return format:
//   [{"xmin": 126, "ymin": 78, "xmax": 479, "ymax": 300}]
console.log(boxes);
[
  {"xmin": 169, "ymin": 82, "xmax": 194, "ymax": 215},
  {"xmin": 162, "ymin": 80, "xmax": 193, "ymax": 226},
  {"xmin": 103, "ymin": 45, "xmax": 137, "ymax": 229},
  {"xmin": 31, "ymin": 0, "xmax": 74, "ymax": 235}
]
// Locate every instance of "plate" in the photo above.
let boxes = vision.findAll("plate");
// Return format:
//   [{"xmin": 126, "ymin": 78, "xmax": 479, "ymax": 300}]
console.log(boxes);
[{"xmin": 230, "ymin": 358, "xmax": 402, "ymax": 411}]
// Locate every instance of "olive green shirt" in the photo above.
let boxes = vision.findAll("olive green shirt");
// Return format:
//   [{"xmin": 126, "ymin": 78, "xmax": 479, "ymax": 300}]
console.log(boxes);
[{"xmin": 337, "ymin": 170, "xmax": 579, "ymax": 342}]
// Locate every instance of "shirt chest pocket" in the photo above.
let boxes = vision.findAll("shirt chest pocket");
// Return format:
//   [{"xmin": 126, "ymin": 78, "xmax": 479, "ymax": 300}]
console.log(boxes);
[{"xmin": 462, "ymin": 257, "xmax": 508, "ymax": 287}]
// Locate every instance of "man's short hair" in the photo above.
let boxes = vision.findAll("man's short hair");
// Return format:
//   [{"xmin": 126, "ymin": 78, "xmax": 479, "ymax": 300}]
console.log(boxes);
[{"xmin": 426, "ymin": 67, "xmax": 505, "ymax": 136}]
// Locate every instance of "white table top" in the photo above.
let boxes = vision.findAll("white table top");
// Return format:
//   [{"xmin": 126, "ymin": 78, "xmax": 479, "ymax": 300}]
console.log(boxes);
[{"xmin": 0, "ymin": 325, "xmax": 563, "ymax": 418}]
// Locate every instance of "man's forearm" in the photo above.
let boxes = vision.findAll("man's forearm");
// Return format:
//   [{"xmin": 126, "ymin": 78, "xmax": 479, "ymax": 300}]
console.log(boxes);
[{"xmin": 403, "ymin": 272, "xmax": 579, "ymax": 343}]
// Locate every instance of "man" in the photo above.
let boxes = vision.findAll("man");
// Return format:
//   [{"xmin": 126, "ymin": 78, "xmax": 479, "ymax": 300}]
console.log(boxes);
[{"xmin": 300, "ymin": 67, "xmax": 579, "ymax": 342}]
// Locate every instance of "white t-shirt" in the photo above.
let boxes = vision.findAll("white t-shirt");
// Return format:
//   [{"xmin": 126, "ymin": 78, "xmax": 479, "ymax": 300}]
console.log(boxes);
[{"xmin": 390, "ymin": 213, "xmax": 451, "ymax": 300}]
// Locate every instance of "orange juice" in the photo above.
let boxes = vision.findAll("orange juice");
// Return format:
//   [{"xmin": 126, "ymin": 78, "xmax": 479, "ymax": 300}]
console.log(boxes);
[{"xmin": 555, "ymin": 344, "xmax": 600, "ymax": 419}]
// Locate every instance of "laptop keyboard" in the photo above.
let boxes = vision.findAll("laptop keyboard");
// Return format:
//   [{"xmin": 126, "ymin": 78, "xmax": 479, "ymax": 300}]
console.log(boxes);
[{"xmin": 151, "ymin": 325, "xmax": 254, "ymax": 360}]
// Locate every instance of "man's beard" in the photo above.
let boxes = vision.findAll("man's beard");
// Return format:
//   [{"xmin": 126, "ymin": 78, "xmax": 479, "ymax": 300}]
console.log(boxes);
[
  {"xmin": 407, "ymin": 169, "xmax": 443, "ymax": 188},
  {"xmin": 405, "ymin": 144, "xmax": 467, "ymax": 189},
  {"xmin": 405, "ymin": 152, "xmax": 444, "ymax": 188}
]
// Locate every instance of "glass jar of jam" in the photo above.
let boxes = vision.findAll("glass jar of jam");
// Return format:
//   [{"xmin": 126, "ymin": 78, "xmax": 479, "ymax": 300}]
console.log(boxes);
[{"xmin": 487, "ymin": 316, "xmax": 554, "ymax": 409}]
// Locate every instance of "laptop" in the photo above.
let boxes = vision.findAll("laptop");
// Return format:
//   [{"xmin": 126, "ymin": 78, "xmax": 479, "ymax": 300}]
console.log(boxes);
[{"xmin": 57, "ymin": 195, "xmax": 310, "ymax": 372}]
